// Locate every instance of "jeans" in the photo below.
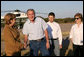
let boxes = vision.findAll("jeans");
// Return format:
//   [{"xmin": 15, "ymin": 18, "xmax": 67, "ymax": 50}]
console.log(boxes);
[{"xmin": 29, "ymin": 38, "xmax": 50, "ymax": 56}]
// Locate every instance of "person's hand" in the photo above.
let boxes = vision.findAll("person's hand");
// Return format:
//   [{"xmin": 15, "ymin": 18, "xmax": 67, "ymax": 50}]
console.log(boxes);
[
  {"xmin": 46, "ymin": 42, "xmax": 50, "ymax": 49},
  {"xmin": 24, "ymin": 43, "xmax": 27, "ymax": 49},
  {"xmin": 59, "ymin": 45, "xmax": 62, "ymax": 49}
]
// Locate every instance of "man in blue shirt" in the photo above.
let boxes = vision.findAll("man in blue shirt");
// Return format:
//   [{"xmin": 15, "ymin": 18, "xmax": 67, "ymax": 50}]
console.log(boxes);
[{"xmin": 22, "ymin": 9, "xmax": 50, "ymax": 56}]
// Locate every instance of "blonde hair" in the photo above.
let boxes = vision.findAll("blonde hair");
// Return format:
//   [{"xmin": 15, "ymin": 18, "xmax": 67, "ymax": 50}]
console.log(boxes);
[{"xmin": 4, "ymin": 13, "xmax": 16, "ymax": 25}]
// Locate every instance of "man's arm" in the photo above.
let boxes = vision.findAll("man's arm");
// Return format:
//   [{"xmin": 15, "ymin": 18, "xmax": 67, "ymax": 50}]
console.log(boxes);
[
  {"xmin": 69, "ymin": 26, "xmax": 73, "ymax": 44},
  {"xmin": 24, "ymin": 35, "xmax": 28, "ymax": 48},
  {"xmin": 57, "ymin": 25, "xmax": 62, "ymax": 49},
  {"xmin": 41, "ymin": 18, "xmax": 50, "ymax": 49},
  {"xmin": 44, "ymin": 29, "xmax": 50, "ymax": 49}
]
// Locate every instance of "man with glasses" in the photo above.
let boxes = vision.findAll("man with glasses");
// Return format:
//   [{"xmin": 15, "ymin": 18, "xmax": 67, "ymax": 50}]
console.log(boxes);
[{"xmin": 69, "ymin": 13, "xmax": 83, "ymax": 56}]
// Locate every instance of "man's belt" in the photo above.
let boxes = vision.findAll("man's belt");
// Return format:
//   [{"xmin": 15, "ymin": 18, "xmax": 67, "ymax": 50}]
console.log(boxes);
[
  {"xmin": 32, "ymin": 38, "xmax": 44, "ymax": 42},
  {"xmin": 49, "ymin": 38, "xmax": 58, "ymax": 40}
]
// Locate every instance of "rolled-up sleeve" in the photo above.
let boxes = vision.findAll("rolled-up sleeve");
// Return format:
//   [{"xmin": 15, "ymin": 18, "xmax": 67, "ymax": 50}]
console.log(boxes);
[
  {"xmin": 41, "ymin": 19, "xmax": 48, "ymax": 31},
  {"xmin": 22, "ymin": 23, "xmax": 29, "ymax": 35}
]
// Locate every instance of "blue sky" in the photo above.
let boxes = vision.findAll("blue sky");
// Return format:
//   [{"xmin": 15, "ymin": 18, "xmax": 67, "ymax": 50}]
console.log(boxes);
[{"xmin": 1, "ymin": 1, "xmax": 83, "ymax": 18}]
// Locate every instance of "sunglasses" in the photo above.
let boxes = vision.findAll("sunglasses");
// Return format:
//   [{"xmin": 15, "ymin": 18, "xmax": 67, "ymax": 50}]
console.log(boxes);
[{"xmin": 74, "ymin": 18, "xmax": 80, "ymax": 20}]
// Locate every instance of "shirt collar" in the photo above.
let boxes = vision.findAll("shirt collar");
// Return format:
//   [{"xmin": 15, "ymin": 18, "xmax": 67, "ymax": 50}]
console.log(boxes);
[
  {"xmin": 49, "ymin": 21, "xmax": 54, "ymax": 24},
  {"xmin": 27, "ymin": 17, "xmax": 36, "ymax": 24},
  {"xmin": 75, "ymin": 22, "xmax": 83, "ymax": 27}
]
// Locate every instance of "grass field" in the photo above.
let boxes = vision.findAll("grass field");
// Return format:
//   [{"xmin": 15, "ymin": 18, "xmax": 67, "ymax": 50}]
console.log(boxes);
[{"xmin": 1, "ymin": 23, "xmax": 74, "ymax": 56}]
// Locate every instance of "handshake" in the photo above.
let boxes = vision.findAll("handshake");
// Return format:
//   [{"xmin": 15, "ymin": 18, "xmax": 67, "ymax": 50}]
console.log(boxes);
[
  {"xmin": 21, "ymin": 43, "xmax": 29, "ymax": 50},
  {"xmin": 24, "ymin": 43, "xmax": 29, "ymax": 49}
]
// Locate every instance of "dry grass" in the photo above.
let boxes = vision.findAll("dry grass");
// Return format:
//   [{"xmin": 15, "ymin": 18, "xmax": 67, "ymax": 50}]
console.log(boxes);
[
  {"xmin": 62, "ymin": 32, "xmax": 70, "ymax": 39},
  {"xmin": 21, "ymin": 46, "xmax": 30, "ymax": 56}
]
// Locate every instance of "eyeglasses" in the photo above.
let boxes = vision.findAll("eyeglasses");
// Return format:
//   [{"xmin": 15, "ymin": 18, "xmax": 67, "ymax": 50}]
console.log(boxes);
[{"xmin": 74, "ymin": 18, "xmax": 80, "ymax": 20}]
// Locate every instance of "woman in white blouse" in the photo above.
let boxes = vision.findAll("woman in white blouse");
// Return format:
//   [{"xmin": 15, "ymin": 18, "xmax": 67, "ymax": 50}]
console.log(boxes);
[{"xmin": 69, "ymin": 13, "xmax": 83, "ymax": 56}]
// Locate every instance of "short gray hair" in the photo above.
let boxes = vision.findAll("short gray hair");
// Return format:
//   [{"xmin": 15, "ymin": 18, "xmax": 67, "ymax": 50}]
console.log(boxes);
[{"xmin": 27, "ymin": 9, "xmax": 35, "ymax": 15}]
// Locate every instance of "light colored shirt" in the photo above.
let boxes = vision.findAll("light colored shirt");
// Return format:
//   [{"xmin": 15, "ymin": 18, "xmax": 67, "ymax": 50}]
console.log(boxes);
[
  {"xmin": 22, "ymin": 17, "xmax": 48, "ymax": 40},
  {"xmin": 47, "ymin": 21, "xmax": 62, "ymax": 45},
  {"xmin": 69, "ymin": 22, "xmax": 83, "ymax": 45}
]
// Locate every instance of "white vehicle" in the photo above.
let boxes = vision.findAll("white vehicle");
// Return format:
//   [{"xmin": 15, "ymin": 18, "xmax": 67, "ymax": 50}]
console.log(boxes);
[
  {"xmin": 1, "ymin": 10, "xmax": 48, "ymax": 29},
  {"xmin": 11, "ymin": 11, "xmax": 27, "ymax": 18},
  {"xmin": 1, "ymin": 16, "xmax": 4, "ymax": 19},
  {"xmin": 1, "ymin": 9, "xmax": 48, "ymax": 19},
  {"xmin": 1, "ymin": 11, "xmax": 27, "ymax": 19}
]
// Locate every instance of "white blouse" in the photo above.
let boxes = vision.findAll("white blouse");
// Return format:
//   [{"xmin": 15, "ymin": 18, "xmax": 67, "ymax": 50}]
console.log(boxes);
[{"xmin": 69, "ymin": 23, "xmax": 83, "ymax": 45}]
